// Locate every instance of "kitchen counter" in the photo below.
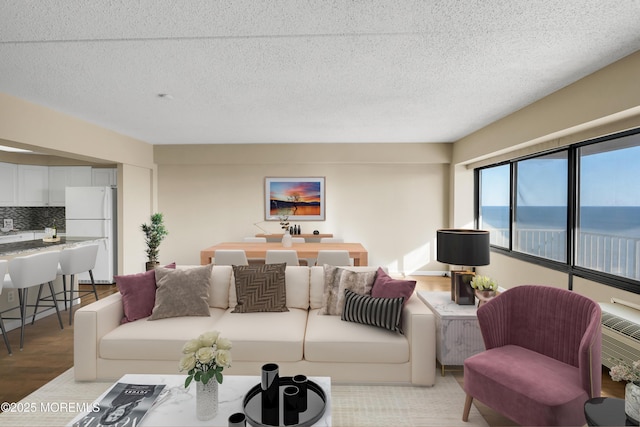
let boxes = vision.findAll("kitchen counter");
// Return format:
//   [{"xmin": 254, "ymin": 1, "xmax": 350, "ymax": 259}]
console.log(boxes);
[{"xmin": 0, "ymin": 237, "xmax": 104, "ymax": 258}]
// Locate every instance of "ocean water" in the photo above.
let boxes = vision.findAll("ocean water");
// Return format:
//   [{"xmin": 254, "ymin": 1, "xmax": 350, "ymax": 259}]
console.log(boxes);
[{"xmin": 482, "ymin": 206, "xmax": 640, "ymax": 238}]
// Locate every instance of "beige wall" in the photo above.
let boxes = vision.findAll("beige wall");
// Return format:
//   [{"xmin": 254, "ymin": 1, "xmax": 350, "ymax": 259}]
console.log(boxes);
[
  {"xmin": 155, "ymin": 143, "xmax": 451, "ymax": 273},
  {"xmin": 453, "ymin": 50, "xmax": 640, "ymax": 303},
  {"xmin": 0, "ymin": 93, "xmax": 156, "ymax": 274}
]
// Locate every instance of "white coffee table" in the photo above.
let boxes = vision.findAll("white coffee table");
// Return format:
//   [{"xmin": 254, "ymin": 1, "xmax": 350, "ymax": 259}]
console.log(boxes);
[{"xmin": 68, "ymin": 374, "xmax": 331, "ymax": 426}]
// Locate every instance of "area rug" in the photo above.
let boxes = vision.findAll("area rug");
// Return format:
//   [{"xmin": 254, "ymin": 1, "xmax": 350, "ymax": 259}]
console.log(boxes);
[{"xmin": 0, "ymin": 368, "xmax": 487, "ymax": 427}]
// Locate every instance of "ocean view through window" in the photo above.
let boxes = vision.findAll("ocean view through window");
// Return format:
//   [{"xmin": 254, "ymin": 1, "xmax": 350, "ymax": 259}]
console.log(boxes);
[
  {"xmin": 578, "ymin": 134, "xmax": 640, "ymax": 281},
  {"xmin": 476, "ymin": 127, "xmax": 640, "ymax": 289},
  {"xmin": 479, "ymin": 164, "xmax": 510, "ymax": 248},
  {"xmin": 514, "ymin": 152, "xmax": 568, "ymax": 262}
]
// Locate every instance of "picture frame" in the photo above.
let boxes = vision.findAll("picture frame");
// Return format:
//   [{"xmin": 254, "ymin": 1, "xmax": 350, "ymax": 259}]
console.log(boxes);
[{"xmin": 265, "ymin": 177, "xmax": 325, "ymax": 221}]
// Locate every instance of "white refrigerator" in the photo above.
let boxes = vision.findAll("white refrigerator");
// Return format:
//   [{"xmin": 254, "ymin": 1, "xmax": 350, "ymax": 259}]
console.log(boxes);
[{"xmin": 65, "ymin": 186, "xmax": 117, "ymax": 284}]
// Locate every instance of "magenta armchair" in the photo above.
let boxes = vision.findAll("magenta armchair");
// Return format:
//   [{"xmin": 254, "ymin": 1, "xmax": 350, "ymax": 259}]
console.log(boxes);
[{"xmin": 462, "ymin": 285, "xmax": 601, "ymax": 426}]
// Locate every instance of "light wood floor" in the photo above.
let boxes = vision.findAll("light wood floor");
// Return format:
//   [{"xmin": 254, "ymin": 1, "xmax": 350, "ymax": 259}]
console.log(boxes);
[{"xmin": 0, "ymin": 276, "xmax": 625, "ymax": 426}]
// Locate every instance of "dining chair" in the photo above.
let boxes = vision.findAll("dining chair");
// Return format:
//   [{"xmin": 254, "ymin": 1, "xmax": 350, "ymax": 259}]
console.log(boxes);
[
  {"xmin": 315, "ymin": 250, "xmax": 351, "ymax": 266},
  {"xmin": 265, "ymin": 250, "xmax": 300, "ymax": 266},
  {"xmin": 3, "ymin": 251, "xmax": 63, "ymax": 351},
  {"xmin": 0, "ymin": 260, "xmax": 11, "ymax": 354},
  {"xmin": 214, "ymin": 250, "xmax": 249, "ymax": 266},
  {"xmin": 243, "ymin": 237, "xmax": 267, "ymax": 243},
  {"xmin": 320, "ymin": 238, "xmax": 344, "ymax": 243},
  {"xmin": 243, "ymin": 237, "xmax": 267, "ymax": 264}
]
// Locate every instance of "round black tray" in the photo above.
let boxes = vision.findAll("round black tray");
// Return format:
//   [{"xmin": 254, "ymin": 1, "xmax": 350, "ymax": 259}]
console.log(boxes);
[{"xmin": 242, "ymin": 376, "xmax": 327, "ymax": 427}]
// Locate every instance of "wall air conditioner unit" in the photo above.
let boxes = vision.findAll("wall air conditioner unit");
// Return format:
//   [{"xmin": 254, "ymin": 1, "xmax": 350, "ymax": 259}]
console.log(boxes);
[{"xmin": 600, "ymin": 298, "xmax": 640, "ymax": 368}]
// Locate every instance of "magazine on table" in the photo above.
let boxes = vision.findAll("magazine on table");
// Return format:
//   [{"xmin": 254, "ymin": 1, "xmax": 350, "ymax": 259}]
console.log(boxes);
[{"xmin": 72, "ymin": 382, "xmax": 166, "ymax": 427}]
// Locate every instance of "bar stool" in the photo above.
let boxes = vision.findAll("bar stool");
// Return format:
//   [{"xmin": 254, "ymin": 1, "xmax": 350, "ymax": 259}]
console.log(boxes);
[
  {"xmin": 3, "ymin": 251, "xmax": 63, "ymax": 351},
  {"xmin": 56, "ymin": 244, "xmax": 100, "ymax": 325},
  {"xmin": 0, "ymin": 260, "xmax": 11, "ymax": 354}
]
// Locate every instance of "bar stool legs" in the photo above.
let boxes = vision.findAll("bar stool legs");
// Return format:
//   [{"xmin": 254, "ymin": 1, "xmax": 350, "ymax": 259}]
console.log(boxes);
[
  {"xmin": 31, "ymin": 282, "xmax": 64, "ymax": 329},
  {"xmin": 0, "ymin": 313, "xmax": 11, "ymax": 355}
]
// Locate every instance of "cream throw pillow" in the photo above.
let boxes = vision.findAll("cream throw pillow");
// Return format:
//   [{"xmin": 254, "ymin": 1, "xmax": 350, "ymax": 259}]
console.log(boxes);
[
  {"xmin": 319, "ymin": 265, "xmax": 376, "ymax": 315},
  {"xmin": 148, "ymin": 264, "xmax": 212, "ymax": 320}
]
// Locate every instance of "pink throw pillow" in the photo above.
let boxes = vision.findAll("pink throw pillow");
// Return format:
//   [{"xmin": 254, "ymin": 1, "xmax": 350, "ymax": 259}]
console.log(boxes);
[
  {"xmin": 117, "ymin": 263, "xmax": 176, "ymax": 323},
  {"xmin": 370, "ymin": 267, "xmax": 416, "ymax": 306}
]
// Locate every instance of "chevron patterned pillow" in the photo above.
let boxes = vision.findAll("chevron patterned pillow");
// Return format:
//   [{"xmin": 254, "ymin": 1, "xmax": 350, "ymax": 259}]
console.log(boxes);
[
  {"xmin": 341, "ymin": 288, "xmax": 404, "ymax": 333},
  {"xmin": 232, "ymin": 263, "xmax": 289, "ymax": 313}
]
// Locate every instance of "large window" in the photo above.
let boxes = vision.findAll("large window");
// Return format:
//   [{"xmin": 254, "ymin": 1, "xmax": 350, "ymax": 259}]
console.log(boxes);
[
  {"xmin": 578, "ymin": 135, "xmax": 640, "ymax": 281},
  {"xmin": 477, "ymin": 128, "xmax": 640, "ymax": 289},
  {"xmin": 514, "ymin": 152, "xmax": 568, "ymax": 262},
  {"xmin": 479, "ymin": 164, "xmax": 510, "ymax": 248}
]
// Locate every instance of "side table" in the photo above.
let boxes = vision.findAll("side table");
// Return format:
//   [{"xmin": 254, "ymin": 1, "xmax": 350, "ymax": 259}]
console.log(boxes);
[
  {"xmin": 417, "ymin": 291, "xmax": 485, "ymax": 375},
  {"xmin": 584, "ymin": 397, "xmax": 637, "ymax": 426}
]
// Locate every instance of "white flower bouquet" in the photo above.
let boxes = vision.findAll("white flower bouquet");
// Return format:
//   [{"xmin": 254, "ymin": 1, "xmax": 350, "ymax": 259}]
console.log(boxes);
[
  {"xmin": 610, "ymin": 358, "xmax": 640, "ymax": 383},
  {"xmin": 179, "ymin": 331, "xmax": 232, "ymax": 387},
  {"xmin": 470, "ymin": 275, "xmax": 498, "ymax": 292}
]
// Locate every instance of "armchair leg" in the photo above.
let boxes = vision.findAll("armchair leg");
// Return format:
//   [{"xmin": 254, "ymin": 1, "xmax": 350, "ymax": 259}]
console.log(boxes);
[{"xmin": 462, "ymin": 394, "xmax": 473, "ymax": 422}]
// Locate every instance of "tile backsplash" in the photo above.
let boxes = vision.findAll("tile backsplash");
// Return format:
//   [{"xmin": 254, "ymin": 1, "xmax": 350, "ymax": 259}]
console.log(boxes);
[{"xmin": 0, "ymin": 207, "xmax": 65, "ymax": 231}]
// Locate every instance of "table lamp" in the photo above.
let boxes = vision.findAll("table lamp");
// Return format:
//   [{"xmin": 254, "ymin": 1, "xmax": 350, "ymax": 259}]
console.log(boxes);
[{"xmin": 436, "ymin": 229, "xmax": 490, "ymax": 305}]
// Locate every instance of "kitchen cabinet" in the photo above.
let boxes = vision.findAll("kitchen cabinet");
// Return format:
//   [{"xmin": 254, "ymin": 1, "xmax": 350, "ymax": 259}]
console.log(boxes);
[
  {"xmin": 92, "ymin": 168, "xmax": 117, "ymax": 187},
  {"xmin": 0, "ymin": 232, "xmax": 35, "ymax": 244},
  {"xmin": 0, "ymin": 162, "xmax": 18, "ymax": 206},
  {"xmin": 17, "ymin": 165, "xmax": 49, "ymax": 206},
  {"xmin": 49, "ymin": 166, "xmax": 92, "ymax": 206}
]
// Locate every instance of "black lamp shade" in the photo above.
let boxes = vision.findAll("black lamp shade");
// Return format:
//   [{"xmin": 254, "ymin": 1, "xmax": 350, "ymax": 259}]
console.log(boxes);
[{"xmin": 437, "ymin": 229, "xmax": 490, "ymax": 267}]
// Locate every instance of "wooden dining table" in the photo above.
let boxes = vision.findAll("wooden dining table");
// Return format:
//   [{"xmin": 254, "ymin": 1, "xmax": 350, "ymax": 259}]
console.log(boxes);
[{"xmin": 200, "ymin": 242, "xmax": 369, "ymax": 266}]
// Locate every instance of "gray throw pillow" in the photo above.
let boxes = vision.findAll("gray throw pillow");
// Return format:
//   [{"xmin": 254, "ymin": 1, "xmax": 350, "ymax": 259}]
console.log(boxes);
[
  {"xmin": 232, "ymin": 263, "xmax": 289, "ymax": 313},
  {"xmin": 319, "ymin": 265, "xmax": 376, "ymax": 315},
  {"xmin": 148, "ymin": 264, "xmax": 212, "ymax": 320}
]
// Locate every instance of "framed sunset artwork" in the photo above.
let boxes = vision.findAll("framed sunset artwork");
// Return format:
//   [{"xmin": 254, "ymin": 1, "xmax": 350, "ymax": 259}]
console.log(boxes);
[{"xmin": 265, "ymin": 177, "xmax": 325, "ymax": 221}]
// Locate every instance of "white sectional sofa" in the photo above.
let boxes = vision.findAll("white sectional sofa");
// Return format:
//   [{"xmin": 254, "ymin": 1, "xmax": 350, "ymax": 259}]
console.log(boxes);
[{"xmin": 74, "ymin": 265, "xmax": 436, "ymax": 386}]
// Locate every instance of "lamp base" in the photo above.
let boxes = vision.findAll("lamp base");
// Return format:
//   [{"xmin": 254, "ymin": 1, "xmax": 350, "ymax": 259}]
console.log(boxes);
[{"xmin": 451, "ymin": 271, "xmax": 475, "ymax": 305}]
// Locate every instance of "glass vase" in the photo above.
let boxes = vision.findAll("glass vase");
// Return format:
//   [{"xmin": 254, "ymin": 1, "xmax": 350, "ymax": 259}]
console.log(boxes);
[
  {"xmin": 282, "ymin": 229, "xmax": 293, "ymax": 247},
  {"xmin": 196, "ymin": 380, "xmax": 219, "ymax": 421},
  {"xmin": 626, "ymin": 382, "xmax": 640, "ymax": 424}
]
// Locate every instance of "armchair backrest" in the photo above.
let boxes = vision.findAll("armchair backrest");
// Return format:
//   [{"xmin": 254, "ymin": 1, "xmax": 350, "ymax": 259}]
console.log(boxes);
[{"xmin": 477, "ymin": 285, "xmax": 602, "ymax": 397}]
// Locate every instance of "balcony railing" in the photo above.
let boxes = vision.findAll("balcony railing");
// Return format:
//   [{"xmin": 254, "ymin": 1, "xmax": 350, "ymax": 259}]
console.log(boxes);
[{"xmin": 486, "ymin": 227, "xmax": 640, "ymax": 281}]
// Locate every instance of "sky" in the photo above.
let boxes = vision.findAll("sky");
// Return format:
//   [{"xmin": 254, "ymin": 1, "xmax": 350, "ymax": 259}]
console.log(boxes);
[
  {"xmin": 269, "ymin": 181, "xmax": 321, "ymax": 203},
  {"xmin": 480, "ymin": 145, "xmax": 640, "ymax": 207}
]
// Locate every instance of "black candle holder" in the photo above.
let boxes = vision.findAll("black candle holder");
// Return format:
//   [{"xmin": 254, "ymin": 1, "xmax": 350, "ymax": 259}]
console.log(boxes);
[{"xmin": 261, "ymin": 363, "xmax": 279, "ymax": 426}]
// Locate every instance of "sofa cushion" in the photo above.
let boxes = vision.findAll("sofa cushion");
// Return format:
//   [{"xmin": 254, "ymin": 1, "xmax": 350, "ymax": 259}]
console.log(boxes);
[
  {"xmin": 116, "ymin": 262, "xmax": 175, "ymax": 324},
  {"xmin": 319, "ymin": 265, "xmax": 376, "ymax": 315},
  {"xmin": 149, "ymin": 264, "xmax": 213, "ymax": 320},
  {"xmin": 341, "ymin": 289, "xmax": 404, "ymax": 333},
  {"xmin": 100, "ymin": 308, "xmax": 226, "ymax": 360},
  {"xmin": 213, "ymin": 308, "xmax": 308, "ymax": 362},
  {"xmin": 305, "ymin": 308, "xmax": 409, "ymax": 363},
  {"xmin": 230, "ymin": 266, "xmax": 310, "ymax": 310},
  {"xmin": 232, "ymin": 263, "xmax": 288, "ymax": 313},
  {"xmin": 371, "ymin": 267, "xmax": 416, "ymax": 307}
]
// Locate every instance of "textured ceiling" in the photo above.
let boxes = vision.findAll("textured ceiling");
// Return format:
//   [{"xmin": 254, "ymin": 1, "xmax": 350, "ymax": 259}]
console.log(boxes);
[{"xmin": 0, "ymin": 1, "xmax": 639, "ymax": 145}]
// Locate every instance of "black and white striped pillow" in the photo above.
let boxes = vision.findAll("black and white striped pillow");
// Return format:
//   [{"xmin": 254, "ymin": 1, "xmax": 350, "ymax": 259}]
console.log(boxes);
[{"xmin": 341, "ymin": 289, "xmax": 404, "ymax": 333}]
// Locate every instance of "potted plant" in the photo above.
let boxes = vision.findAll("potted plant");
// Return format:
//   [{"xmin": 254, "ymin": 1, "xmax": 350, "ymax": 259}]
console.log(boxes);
[{"xmin": 141, "ymin": 213, "xmax": 169, "ymax": 271}]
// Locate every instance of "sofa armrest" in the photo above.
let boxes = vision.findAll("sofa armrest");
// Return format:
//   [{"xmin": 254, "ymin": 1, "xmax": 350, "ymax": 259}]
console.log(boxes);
[
  {"xmin": 74, "ymin": 292, "xmax": 124, "ymax": 381},
  {"xmin": 402, "ymin": 293, "xmax": 436, "ymax": 386}
]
